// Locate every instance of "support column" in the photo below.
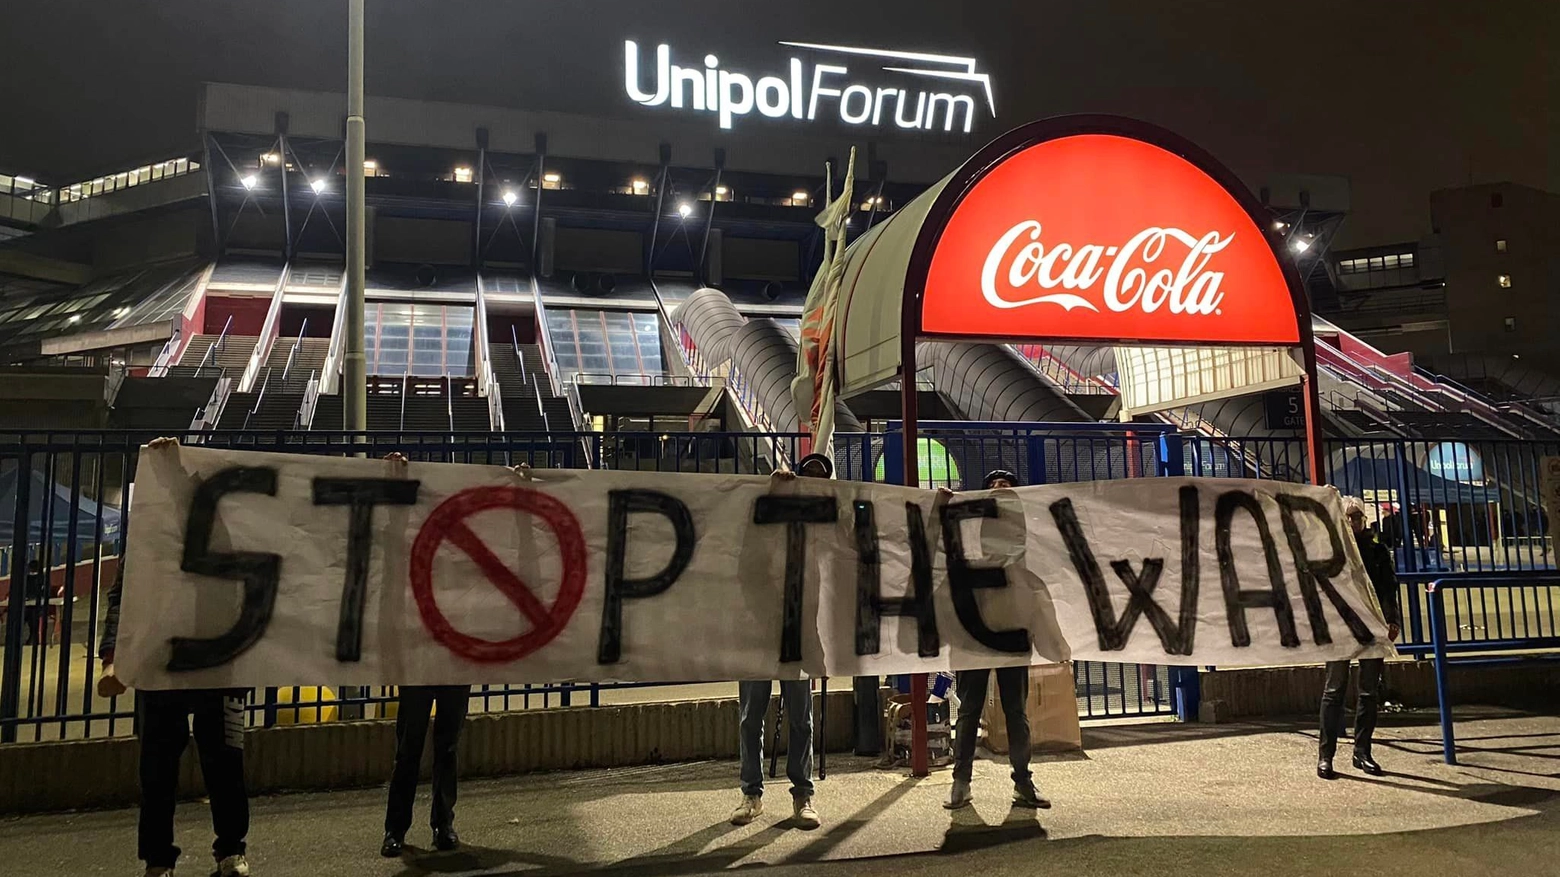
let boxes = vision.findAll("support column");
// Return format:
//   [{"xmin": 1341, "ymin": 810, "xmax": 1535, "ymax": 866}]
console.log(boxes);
[{"xmin": 343, "ymin": 0, "xmax": 367, "ymax": 433}]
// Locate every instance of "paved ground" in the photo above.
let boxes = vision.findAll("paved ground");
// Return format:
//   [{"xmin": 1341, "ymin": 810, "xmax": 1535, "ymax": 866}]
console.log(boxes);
[{"xmin": 4, "ymin": 710, "xmax": 1559, "ymax": 876}]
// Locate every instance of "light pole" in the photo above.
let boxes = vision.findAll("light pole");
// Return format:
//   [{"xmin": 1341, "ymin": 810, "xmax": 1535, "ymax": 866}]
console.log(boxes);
[{"xmin": 344, "ymin": 0, "xmax": 367, "ymax": 432}]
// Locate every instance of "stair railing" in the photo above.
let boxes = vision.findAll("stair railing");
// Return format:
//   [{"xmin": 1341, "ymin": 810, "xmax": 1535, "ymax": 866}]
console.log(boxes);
[
  {"xmin": 319, "ymin": 274, "xmax": 350, "ymax": 395},
  {"xmin": 281, "ymin": 318, "xmax": 307, "ymax": 384},
  {"xmin": 194, "ymin": 315, "xmax": 233, "ymax": 378},
  {"xmin": 147, "ymin": 334, "xmax": 179, "ymax": 378},
  {"xmin": 188, "ymin": 376, "xmax": 234, "ymax": 434},
  {"xmin": 399, "ymin": 374, "xmax": 409, "ymax": 432},
  {"xmin": 535, "ymin": 375, "xmax": 551, "ymax": 433},
  {"xmin": 238, "ymin": 262, "xmax": 292, "ymax": 393},
  {"xmin": 296, "ymin": 371, "xmax": 320, "ymax": 429},
  {"xmin": 242, "ymin": 369, "xmax": 271, "ymax": 431},
  {"xmin": 511, "ymin": 325, "xmax": 529, "ymax": 387}
]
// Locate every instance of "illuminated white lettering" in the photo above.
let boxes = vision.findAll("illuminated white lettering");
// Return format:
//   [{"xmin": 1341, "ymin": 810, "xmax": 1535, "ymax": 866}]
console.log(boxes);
[
  {"xmin": 719, "ymin": 70, "xmax": 755, "ymax": 129},
  {"xmin": 626, "ymin": 42, "xmax": 996, "ymax": 134},
  {"xmin": 790, "ymin": 58, "xmax": 804, "ymax": 119},
  {"xmin": 624, "ymin": 41, "xmax": 669, "ymax": 107},
  {"xmin": 756, "ymin": 76, "xmax": 790, "ymax": 118},
  {"xmin": 927, "ymin": 93, "xmax": 976, "ymax": 133},
  {"xmin": 872, "ymin": 87, "xmax": 896, "ymax": 125},
  {"xmin": 704, "ymin": 55, "xmax": 719, "ymax": 110},
  {"xmin": 808, "ymin": 64, "xmax": 848, "ymax": 121},
  {"xmin": 840, "ymin": 85, "xmax": 873, "ymax": 124},
  {"xmin": 980, "ymin": 220, "xmax": 1235, "ymax": 317},
  {"xmin": 671, "ymin": 65, "xmax": 704, "ymax": 110},
  {"xmin": 894, "ymin": 89, "xmax": 926, "ymax": 129}
]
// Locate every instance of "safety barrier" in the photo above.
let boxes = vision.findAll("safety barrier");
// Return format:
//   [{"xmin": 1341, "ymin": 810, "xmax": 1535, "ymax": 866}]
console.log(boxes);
[
  {"xmin": 3, "ymin": 426, "xmax": 1556, "ymax": 742},
  {"xmin": 1424, "ymin": 572, "xmax": 1560, "ymax": 763}
]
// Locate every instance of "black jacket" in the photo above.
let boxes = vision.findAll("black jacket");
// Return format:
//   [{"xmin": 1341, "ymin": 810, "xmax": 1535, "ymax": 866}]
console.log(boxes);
[
  {"xmin": 1355, "ymin": 528, "xmax": 1400, "ymax": 627},
  {"xmin": 99, "ymin": 562, "xmax": 123, "ymax": 662}
]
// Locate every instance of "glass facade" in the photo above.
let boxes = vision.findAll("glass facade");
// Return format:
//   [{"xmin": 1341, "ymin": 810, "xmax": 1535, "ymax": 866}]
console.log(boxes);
[
  {"xmin": 546, "ymin": 309, "xmax": 663, "ymax": 379},
  {"xmin": 364, "ymin": 303, "xmax": 474, "ymax": 377},
  {"xmin": 0, "ymin": 261, "xmax": 204, "ymax": 348}
]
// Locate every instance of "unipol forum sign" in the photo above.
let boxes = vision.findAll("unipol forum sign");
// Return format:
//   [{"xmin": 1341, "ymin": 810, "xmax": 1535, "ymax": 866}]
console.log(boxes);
[
  {"xmin": 115, "ymin": 444, "xmax": 1395, "ymax": 689},
  {"xmin": 919, "ymin": 133, "xmax": 1301, "ymax": 346},
  {"xmin": 624, "ymin": 40, "xmax": 995, "ymax": 132}
]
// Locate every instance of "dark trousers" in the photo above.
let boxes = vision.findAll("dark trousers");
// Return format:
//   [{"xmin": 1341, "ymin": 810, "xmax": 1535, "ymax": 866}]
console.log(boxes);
[
  {"xmin": 1319, "ymin": 658, "xmax": 1385, "ymax": 759},
  {"xmin": 137, "ymin": 689, "xmax": 249, "ymax": 869},
  {"xmin": 385, "ymin": 685, "xmax": 470, "ymax": 837},
  {"xmin": 952, "ymin": 666, "xmax": 1032, "ymax": 785}
]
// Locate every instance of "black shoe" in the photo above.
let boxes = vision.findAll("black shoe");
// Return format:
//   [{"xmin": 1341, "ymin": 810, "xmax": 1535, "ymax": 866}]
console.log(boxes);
[
  {"xmin": 380, "ymin": 832, "xmax": 404, "ymax": 858},
  {"xmin": 433, "ymin": 826, "xmax": 460, "ymax": 851},
  {"xmin": 1353, "ymin": 753, "xmax": 1384, "ymax": 776},
  {"xmin": 1317, "ymin": 758, "xmax": 1336, "ymax": 780}
]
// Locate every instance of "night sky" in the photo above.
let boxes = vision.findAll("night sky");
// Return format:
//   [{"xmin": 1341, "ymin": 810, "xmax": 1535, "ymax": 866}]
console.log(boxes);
[{"xmin": 2, "ymin": 0, "xmax": 1554, "ymax": 247}]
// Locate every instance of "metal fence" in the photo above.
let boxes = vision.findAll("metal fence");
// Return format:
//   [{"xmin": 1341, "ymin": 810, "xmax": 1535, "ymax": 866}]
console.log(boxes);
[{"xmin": 4, "ymin": 426, "xmax": 1555, "ymax": 742}]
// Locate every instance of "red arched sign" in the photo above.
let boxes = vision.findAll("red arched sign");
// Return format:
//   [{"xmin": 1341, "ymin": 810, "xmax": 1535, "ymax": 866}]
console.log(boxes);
[{"xmin": 918, "ymin": 133, "xmax": 1301, "ymax": 347}]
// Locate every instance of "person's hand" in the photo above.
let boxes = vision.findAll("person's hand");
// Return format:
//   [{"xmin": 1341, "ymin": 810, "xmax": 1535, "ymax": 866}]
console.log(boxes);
[
  {"xmin": 97, "ymin": 664, "xmax": 127, "ymax": 698},
  {"xmin": 383, "ymin": 452, "xmax": 408, "ymax": 463},
  {"xmin": 771, "ymin": 468, "xmax": 796, "ymax": 482},
  {"xmin": 1387, "ymin": 623, "xmax": 1401, "ymax": 641},
  {"xmin": 936, "ymin": 487, "xmax": 955, "ymax": 497}
]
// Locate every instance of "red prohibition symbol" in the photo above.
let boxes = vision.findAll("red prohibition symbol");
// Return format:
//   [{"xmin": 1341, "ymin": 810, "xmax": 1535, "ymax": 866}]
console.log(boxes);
[{"xmin": 409, "ymin": 485, "xmax": 587, "ymax": 663}]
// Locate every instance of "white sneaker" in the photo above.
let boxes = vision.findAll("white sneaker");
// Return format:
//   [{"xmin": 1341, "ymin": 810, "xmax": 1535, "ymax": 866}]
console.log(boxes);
[
  {"xmin": 730, "ymin": 794, "xmax": 763, "ymax": 825},
  {"xmin": 944, "ymin": 778, "xmax": 973, "ymax": 810},
  {"xmin": 792, "ymin": 796, "xmax": 821, "ymax": 829},
  {"xmin": 142, "ymin": 868, "xmax": 173, "ymax": 877},
  {"xmin": 217, "ymin": 854, "xmax": 250, "ymax": 876}
]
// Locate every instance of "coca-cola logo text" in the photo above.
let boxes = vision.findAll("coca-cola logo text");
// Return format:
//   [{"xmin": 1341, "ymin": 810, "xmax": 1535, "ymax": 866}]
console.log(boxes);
[{"xmin": 980, "ymin": 221, "xmax": 1233, "ymax": 316}]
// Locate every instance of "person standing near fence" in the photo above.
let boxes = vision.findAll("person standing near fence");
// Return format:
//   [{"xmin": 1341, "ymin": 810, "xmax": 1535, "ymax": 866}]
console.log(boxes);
[
  {"xmin": 729, "ymin": 453, "xmax": 831, "ymax": 830},
  {"xmin": 22, "ymin": 558, "xmax": 48, "ymax": 645},
  {"xmin": 96, "ymin": 562, "xmax": 253, "ymax": 877},
  {"xmin": 1317, "ymin": 496, "xmax": 1402, "ymax": 780},
  {"xmin": 945, "ymin": 470, "xmax": 1050, "ymax": 812},
  {"xmin": 380, "ymin": 685, "xmax": 472, "ymax": 856}
]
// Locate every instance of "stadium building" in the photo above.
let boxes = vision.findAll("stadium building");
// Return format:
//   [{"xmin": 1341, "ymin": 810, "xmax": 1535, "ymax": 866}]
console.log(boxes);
[{"xmin": 1, "ymin": 59, "xmax": 1556, "ymax": 615}]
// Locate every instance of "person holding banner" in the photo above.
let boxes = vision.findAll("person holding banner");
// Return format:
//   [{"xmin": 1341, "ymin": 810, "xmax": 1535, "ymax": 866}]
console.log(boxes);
[
  {"xmin": 945, "ymin": 470, "xmax": 1050, "ymax": 812},
  {"xmin": 95, "ymin": 563, "xmax": 253, "ymax": 877},
  {"xmin": 380, "ymin": 685, "xmax": 472, "ymax": 856},
  {"xmin": 1317, "ymin": 497, "xmax": 1402, "ymax": 780},
  {"xmin": 730, "ymin": 453, "xmax": 832, "ymax": 830}
]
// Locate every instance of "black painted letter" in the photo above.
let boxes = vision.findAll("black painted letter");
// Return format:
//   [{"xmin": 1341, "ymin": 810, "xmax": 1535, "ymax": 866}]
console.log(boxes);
[
  {"xmin": 940, "ymin": 498, "xmax": 1029, "ymax": 654},
  {"xmin": 170, "ymin": 466, "xmax": 283, "ymax": 672},
  {"xmin": 753, "ymin": 495, "xmax": 837, "ymax": 663},
  {"xmin": 1214, "ymin": 490, "xmax": 1300, "ymax": 649},
  {"xmin": 598, "ymin": 490, "xmax": 696, "ymax": 664},
  {"xmin": 1048, "ymin": 487, "xmax": 1201, "ymax": 655},
  {"xmin": 312, "ymin": 477, "xmax": 421, "ymax": 661},
  {"xmin": 1276, "ymin": 493, "xmax": 1376, "ymax": 646},
  {"xmin": 854, "ymin": 501, "xmax": 940, "ymax": 657}
]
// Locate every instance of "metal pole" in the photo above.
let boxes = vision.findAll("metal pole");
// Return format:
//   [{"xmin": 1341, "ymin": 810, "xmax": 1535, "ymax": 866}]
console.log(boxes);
[
  {"xmin": 696, "ymin": 149, "xmax": 724, "ymax": 285},
  {"xmin": 279, "ymin": 134, "xmax": 292, "ymax": 261},
  {"xmin": 531, "ymin": 133, "xmax": 546, "ymax": 275},
  {"xmin": 900, "ymin": 332, "xmax": 930, "ymax": 778},
  {"xmin": 343, "ymin": 0, "xmax": 367, "ymax": 433}
]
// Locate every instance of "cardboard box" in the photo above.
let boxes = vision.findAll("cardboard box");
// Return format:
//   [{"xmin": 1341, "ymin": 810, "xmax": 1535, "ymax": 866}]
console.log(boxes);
[{"xmin": 979, "ymin": 663, "xmax": 1083, "ymax": 755}]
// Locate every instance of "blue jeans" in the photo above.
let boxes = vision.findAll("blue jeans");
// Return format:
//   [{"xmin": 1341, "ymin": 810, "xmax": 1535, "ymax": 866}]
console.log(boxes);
[{"xmin": 738, "ymin": 680, "xmax": 814, "ymax": 800}]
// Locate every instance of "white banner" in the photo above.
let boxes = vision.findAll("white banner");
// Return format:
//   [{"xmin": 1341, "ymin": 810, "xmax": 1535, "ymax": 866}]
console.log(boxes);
[{"xmin": 117, "ymin": 444, "xmax": 1395, "ymax": 689}]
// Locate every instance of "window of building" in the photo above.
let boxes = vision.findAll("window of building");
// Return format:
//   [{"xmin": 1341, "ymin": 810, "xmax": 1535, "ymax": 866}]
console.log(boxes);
[
  {"xmin": 1498, "ymin": 274, "xmax": 1512, "ymax": 288},
  {"xmin": 1504, "ymin": 317, "xmax": 1516, "ymax": 332},
  {"xmin": 1496, "ymin": 239, "xmax": 1508, "ymax": 253}
]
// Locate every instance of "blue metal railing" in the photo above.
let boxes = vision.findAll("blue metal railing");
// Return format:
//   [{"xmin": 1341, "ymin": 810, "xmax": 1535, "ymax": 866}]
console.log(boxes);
[
  {"xmin": 1424, "ymin": 573, "xmax": 1560, "ymax": 764},
  {"xmin": 4, "ymin": 426, "xmax": 1558, "ymax": 742}
]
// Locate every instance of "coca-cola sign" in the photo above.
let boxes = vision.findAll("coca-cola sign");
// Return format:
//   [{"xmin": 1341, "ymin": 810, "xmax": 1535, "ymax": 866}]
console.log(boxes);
[{"xmin": 921, "ymin": 133, "xmax": 1300, "ymax": 346}]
